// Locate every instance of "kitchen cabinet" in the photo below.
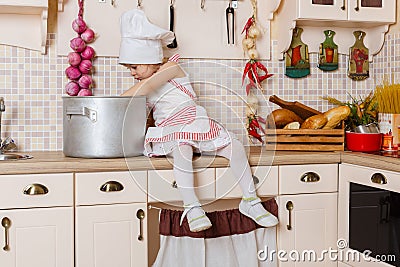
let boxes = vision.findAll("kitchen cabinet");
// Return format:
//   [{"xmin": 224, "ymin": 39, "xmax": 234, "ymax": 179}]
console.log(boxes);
[
  {"xmin": 275, "ymin": 0, "xmax": 396, "ymax": 60},
  {"xmin": 277, "ymin": 164, "xmax": 339, "ymax": 267},
  {"xmin": 74, "ymin": 171, "xmax": 148, "ymax": 267},
  {"xmin": 57, "ymin": 0, "xmax": 280, "ymax": 59},
  {"xmin": 0, "ymin": 0, "xmax": 54, "ymax": 54},
  {"xmin": 297, "ymin": 0, "xmax": 394, "ymax": 23},
  {"xmin": 338, "ymin": 164, "xmax": 400, "ymax": 267},
  {"xmin": 0, "ymin": 173, "xmax": 74, "ymax": 267},
  {"xmin": 215, "ymin": 166, "xmax": 279, "ymax": 199},
  {"xmin": 148, "ymin": 168, "xmax": 215, "ymax": 203}
]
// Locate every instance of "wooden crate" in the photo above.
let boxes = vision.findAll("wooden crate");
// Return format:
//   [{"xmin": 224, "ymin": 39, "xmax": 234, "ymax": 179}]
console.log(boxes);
[{"xmin": 264, "ymin": 128, "xmax": 345, "ymax": 151}]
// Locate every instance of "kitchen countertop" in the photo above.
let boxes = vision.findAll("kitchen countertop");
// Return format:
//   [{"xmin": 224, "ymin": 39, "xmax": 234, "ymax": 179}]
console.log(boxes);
[{"xmin": 0, "ymin": 147, "xmax": 398, "ymax": 175}]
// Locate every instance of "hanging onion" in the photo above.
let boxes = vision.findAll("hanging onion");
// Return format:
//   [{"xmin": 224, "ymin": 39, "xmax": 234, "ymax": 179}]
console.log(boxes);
[
  {"xmin": 67, "ymin": 52, "xmax": 81, "ymax": 66},
  {"xmin": 65, "ymin": 66, "xmax": 82, "ymax": 80},
  {"xmin": 65, "ymin": 81, "xmax": 81, "ymax": 96},
  {"xmin": 77, "ymin": 88, "xmax": 93, "ymax": 96},
  {"xmin": 79, "ymin": 59, "xmax": 93, "ymax": 74},
  {"xmin": 72, "ymin": 17, "xmax": 87, "ymax": 34},
  {"xmin": 81, "ymin": 28, "xmax": 95, "ymax": 43},
  {"xmin": 78, "ymin": 74, "xmax": 93, "ymax": 89},
  {"xmin": 70, "ymin": 37, "xmax": 86, "ymax": 53},
  {"xmin": 81, "ymin": 46, "xmax": 95, "ymax": 60}
]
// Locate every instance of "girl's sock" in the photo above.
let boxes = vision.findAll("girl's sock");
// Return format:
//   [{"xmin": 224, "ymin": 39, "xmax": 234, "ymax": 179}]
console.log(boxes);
[{"xmin": 171, "ymin": 144, "xmax": 205, "ymax": 220}]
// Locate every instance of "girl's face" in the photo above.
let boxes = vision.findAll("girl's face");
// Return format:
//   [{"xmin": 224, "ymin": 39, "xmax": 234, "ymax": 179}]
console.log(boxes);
[{"xmin": 125, "ymin": 64, "xmax": 159, "ymax": 80}]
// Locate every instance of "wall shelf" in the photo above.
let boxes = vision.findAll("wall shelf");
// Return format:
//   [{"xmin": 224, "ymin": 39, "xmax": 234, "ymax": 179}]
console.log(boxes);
[{"xmin": 0, "ymin": 0, "xmax": 48, "ymax": 54}]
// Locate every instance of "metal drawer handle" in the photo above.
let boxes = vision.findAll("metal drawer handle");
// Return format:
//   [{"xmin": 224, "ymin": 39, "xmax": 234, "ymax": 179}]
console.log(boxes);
[
  {"xmin": 286, "ymin": 201, "xmax": 293, "ymax": 230},
  {"xmin": 2, "ymin": 217, "xmax": 11, "ymax": 251},
  {"xmin": 371, "ymin": 173, "xmax": 387, "ymax": 185},
  {"xmin": 355, "ymin": 0, "xmax": 360, "ymax": 11},
  {"xmin": 300, "ymin": 172, "xmax": 320, "ymax": 183},
  {"xmin": 100, "ymin": 181, "xmax": 124, "ymax": 192},
  {"xmin": 171, "ymin": 180, "xmax": 178, "ymax": 189},
  {"xmin": 136, "ymin": 209, "xmax": 145, "ymax": 241},
  {"xmin": 23, "ymin": 183, "xmax": 48, "ymax": 195},
  {"xmin": 341, "ymin": 0, "xmax": 346, "ymax": 10},
  {"xmin": 252, "ymin": 175, "xmax": 260, "ymax": 185}
]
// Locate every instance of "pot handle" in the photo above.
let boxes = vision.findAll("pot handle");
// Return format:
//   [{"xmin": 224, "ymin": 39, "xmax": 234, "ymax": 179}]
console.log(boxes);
[{"xmin": 66, "ymin": 107, "xmax": 97, "ymax": 122}]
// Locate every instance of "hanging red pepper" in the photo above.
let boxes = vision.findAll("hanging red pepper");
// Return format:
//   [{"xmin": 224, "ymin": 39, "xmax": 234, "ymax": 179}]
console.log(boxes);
[
  {"xmin": 241, "ymin": 16, "xmax": 255, "ymax": 37},
  {"xmin": 242, "ymin": 61, "xmax": 253, "ymax": 86},
  {"xmin": 248, "ymin": 127, "xmax": 263, "ymax": 143}
]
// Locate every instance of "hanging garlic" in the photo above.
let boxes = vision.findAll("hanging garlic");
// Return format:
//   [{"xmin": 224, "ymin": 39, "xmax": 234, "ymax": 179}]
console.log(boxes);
[
  {"xmin": 246, "ymin": 93, "xmax": 259, "ymax": 117},
  {"xmin": 242, "ymin": 38, "xmax": 255, "ymax": 51}
]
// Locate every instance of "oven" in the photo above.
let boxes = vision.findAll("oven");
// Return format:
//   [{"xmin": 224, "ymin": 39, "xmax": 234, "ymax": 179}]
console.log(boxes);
[{"xmin": 339, "ymin": 163, "xmax": 400, "ymax": 267}]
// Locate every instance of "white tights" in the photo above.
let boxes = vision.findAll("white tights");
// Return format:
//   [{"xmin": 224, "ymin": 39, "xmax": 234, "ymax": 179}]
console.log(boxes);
[{"xmin": 170, "ymin": 139, "xmax": 257, "ymax": 206}]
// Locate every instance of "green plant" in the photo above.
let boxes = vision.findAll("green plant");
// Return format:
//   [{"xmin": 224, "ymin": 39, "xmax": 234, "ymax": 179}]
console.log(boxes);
[{"xmin": 322, "ymin": 91, "xmax": 378, "ymax": 131}]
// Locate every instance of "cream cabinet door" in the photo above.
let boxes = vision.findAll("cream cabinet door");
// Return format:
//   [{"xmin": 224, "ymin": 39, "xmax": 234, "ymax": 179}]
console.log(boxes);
[
  {"xmin": 347, "ymin": 0, "xmax": 395, "ymax": 23},
  {"xmin": 75, "ymin": 203, "xmax": 147, "ymax": 267},
  {"xmin": 297, "ymin": 0, "xmax": 347, "ymax": 21},
  {"xmin": 277, "ymin": 193, "xmax": 338, "ymax": 267},
  {"xmin": 0, "ymin": 207, "xmax": 74, "ymax": 267}
]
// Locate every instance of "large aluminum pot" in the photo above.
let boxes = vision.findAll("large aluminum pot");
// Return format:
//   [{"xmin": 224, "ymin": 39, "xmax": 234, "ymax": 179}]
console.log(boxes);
[{"xmin": 63, "ymin": 96, "xmax": 146, "ymax": 158}]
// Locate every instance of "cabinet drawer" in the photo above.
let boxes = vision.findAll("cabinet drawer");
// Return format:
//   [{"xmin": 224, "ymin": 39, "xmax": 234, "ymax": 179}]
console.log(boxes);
[
  {"xmin": 279, "ymin": 164, "xmax": 338, "ymax": 194},
  {"xmin": 148, "ymin": 168, "xmax": 215, "ymax": 203},
  {"xmin": 0, "ymin": 173, "xmax": 73, "ymax": 209},
  {"xmin": 216, "ymin": 166, "xmax": 278, "ymax": 199},
  {"xmin": 75, "ymin": 171, "xmax": 147, "ymax": 205}
]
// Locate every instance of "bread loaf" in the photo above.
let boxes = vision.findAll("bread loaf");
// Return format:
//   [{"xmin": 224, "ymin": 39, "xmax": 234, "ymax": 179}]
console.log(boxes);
[
  {"xmin": 300, "ymin": 114, "xmax": 328, "ymax": 129},
  {"xmin": 323, "ymin": 106, "xmax": 351, "ymax": 129},
  {"xmin": 283, "ymin": 121, "xmax": 300, "ymax": 129},
  {"xmin": 267, "ymin": 109, "xmax": 304, "ymax": 129}
]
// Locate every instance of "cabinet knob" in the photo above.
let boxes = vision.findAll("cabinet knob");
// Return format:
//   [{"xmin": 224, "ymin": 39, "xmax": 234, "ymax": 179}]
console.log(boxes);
[
  {"xmin": 300, "ymin": 172, "xmax": 320, "ymax": 183},
  {"xmin": 23, "ymin": 183, "xmax": 49, "ymax": 195},
  {"xmin": 171, "ymin": 180, "xmax": 178, "ymax": 189},
  {"xmin": 371, "ymin": 173, "xmax": 387, "ymax": 185},
  {"xmin": 100, "ymin": 181, "xmax": 124, "ymax": 192},
  {"xmin": 252, "ymin": 175, "xmax": 260, "ymax": 185},
  {"xmin": 341, "ymin": 0, "xmax": 346, "ymax": 10}
]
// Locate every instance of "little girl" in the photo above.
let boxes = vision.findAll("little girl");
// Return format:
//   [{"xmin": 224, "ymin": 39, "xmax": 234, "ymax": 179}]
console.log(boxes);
[{"xmin": 119, "ymin": 9, "xmax": 278, "ymax": 232}]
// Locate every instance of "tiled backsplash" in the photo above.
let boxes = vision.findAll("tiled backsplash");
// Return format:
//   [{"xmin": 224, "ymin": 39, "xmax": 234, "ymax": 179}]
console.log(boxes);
[{"xmin": 0, "ymin": 33, "xmax": 392, "ymax": 152}]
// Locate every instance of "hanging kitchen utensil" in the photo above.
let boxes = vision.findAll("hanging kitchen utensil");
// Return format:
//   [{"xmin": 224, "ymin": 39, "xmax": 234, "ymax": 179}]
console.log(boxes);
[
  {"xmin": 285, "ymin": 27, "xmax": 310, "ymax": 78},
  {"xmin": 167, "ymin": 0, "xmax": 178, "ymax": 49},
  {"xmin": 348, "ymin": 30, "xmax": 369, "ymax": 81},
  {"xmin": 318, "ymin": 30, "xmax": 338, "ymax": 71},
  {"xmin": 226, "ymin": 1, "xmax": 234, "ymax": 44}
]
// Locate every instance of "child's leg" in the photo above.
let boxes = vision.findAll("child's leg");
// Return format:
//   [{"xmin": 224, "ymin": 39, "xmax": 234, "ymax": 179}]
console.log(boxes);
[
  {"xmin": 216, "ymin": 139, "xmax": 278, "ymax": 227},
  {"xmin": 170, "ymin": 143, "xmax": 212, "ymax": 232}
]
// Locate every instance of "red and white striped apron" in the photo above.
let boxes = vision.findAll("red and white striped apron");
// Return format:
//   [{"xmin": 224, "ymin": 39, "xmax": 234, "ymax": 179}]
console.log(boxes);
[{"xmin": 143, "ymin": 54, "xmax": 232, "ymax": 157}]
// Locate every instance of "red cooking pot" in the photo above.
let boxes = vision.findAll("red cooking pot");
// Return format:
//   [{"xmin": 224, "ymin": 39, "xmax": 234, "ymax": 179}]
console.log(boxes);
[{"xmin": 345, "ymin": 132, "xmax": 383, "ymax": 152}]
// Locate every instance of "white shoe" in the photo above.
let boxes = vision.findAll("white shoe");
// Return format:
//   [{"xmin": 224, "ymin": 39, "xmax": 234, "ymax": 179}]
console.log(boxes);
[
  {"xmin": 180, "ymin": 202, "xmax": 212, "ymax": 232},
  {"xmin": 239, "ymin": 197, "xmax": 279, "ymax": 227}
]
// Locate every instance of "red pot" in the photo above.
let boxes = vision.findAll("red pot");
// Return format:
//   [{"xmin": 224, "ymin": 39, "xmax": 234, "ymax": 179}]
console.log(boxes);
[{"xmin": 345, "ymin": 132, "xmax": 383, "ymax": 152}]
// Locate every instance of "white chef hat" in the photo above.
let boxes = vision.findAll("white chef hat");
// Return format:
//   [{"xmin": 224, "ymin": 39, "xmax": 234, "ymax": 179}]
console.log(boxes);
[{"xmin": 119, "ymin": 9, "xmax": 175, "ymax": 65}]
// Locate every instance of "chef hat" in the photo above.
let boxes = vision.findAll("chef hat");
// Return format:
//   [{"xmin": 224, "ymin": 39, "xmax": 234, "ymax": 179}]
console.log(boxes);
[{"xmin": 119, "ymin": 9, "xmax": 175, "ymax": 65}]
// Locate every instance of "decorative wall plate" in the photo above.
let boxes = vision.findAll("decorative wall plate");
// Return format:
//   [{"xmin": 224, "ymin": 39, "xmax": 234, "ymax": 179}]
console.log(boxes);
[
  {"xmin": 285, "ymin": 27, "xmax": 310, "ymax": 78},
  {"xmin": 318, "ymin": 30, "xmax": 338, "ymax": 71},
  {"xmin": 348, "ymin": 31, "xmax": 369, "ymax": 81}
]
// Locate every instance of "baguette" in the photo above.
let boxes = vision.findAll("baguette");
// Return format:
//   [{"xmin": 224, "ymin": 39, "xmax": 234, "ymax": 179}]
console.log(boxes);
[
  {"xmin": 323, "ymin": 106, "xmax": 351, "ymax": 129},
  {"xmin": 267, "ymin": 109, "xmax": 304, "ymax": 129},
  {"xmin": 300, "ymin": 114, "xmax": 328, "ymax": 129}
]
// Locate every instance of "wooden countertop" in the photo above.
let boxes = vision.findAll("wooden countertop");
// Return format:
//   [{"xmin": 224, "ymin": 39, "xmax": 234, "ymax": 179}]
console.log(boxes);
[
  {"xmin": 0, "ymin": 147, "xmax": 341, "ymax": 175},
  {"xmin": 0, "ymin": 147, "xmax": 398, "ymax": 175}
]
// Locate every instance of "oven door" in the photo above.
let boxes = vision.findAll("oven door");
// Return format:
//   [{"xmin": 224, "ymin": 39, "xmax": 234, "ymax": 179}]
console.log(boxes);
[{"xmin": 339, "ymin": 163, "xmax": 400, "ymax": 267}]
